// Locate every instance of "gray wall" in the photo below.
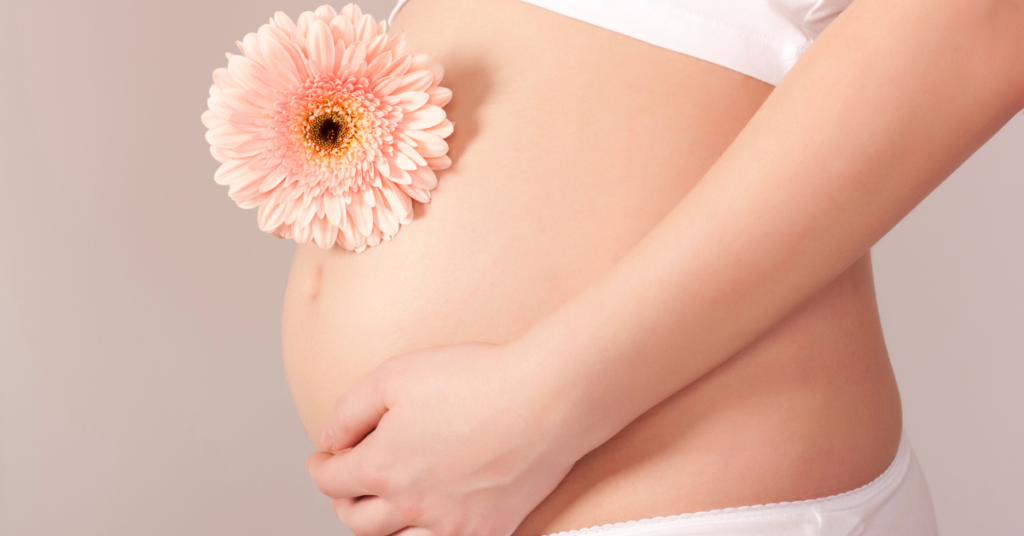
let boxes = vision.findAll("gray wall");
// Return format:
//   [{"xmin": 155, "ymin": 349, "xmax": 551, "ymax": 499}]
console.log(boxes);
[{"xmin": 0, "ymin": 0, "xmax": 1020, "ymax": 534}]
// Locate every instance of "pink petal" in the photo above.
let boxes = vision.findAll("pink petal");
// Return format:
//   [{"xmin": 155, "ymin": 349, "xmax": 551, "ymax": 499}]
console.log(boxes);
[
  {"xmin": 213, "ymin": 157, "xmax": 254, "ymax": 185},
  {"xmin": 396, "ymin": 141, "xmax": 427, "ymax": 166},
  {"xmin": 202, "ymin": 109, "xmax": 226, "ymax": 130},
  {"xmin": 408, "ymin": 166, "xmax": 438, "ymax": 190},
  {"xmin": 391, "ymin": 151, "xmax": 417, "ymax": 171},
  {"xmin": 329, "ymin": 16, "xmax": 355, "ymax": 45},
  {"xmin": 410, "ymin": 53, "xmax": 432, "ymax": 71},
  {"xmin": 372, "ymin": 54, "xmax": 411, "ymax": 83},
  {"xmin": 425, "ymin": 155, "xmax": 452, "ymax": 170},
  {"xmin": 239, "ymin": 33, "xmax": 263, "ymax": 64},
  {"xmin": 390, "ymin": 34, "xmax": 410, "ymax": 57},
  {"xmin": 296, "ymin": 11, "xmax": 317, "ymax": 38},
  {"xmin": 340, "ymin": 40, "xmax": 366, "ymax": 70},
  {"xmin": 227, "ymin": 55, "xmax": 263, "ymax": 90},
  {"xmin": 403, "ymin": 129, "xmax": 449, "ymax": 157},
  {"xmin": 311, "ymin": 216, "xmax": 338, "ymax": 248},
  {"xmin": 272, "ymin": 11, "xmax": 296, "ymax": 31},
  {"xmin": 293, "ymin": 220, "xmax": 313, "ymax": 244},
  {"xmin": 355, "ymin": 14, "xmax": 377, "ymax": 43},
  {"xmin": 306, "ymin": 20, "xmax": 335, "ymax": 76},
  {"xmin": 365, "ymin": 50, "xmax": 393, "ymax": 80},
  {"xmin": 394, "ymin": 69, "xmax": 434, "ymax": 94},
  {"xmin": 397, "ymin": 182, "xmax": 430, "ymax": 203},
  {"xmin": 371, "ymin": 76, "xmax": 402, "ymax": 97},
  {"xmin": 388, "ymin": 166, "xmax": 412, "ymax": 185},
  {"xmin": 374, "ymin": 195, "xmax": 399, "ymax": 237},
  {"xmin": 374, "ymin": 158, "xmax": 391, "ymax": 178},
  {"xmin": 340, "ymin": 3, "xmax": 362, "ymax": 23},
  {"xmin": 212, "ymin": 67, "xmax": 240, "ymax": 90},
  {"xmin": 426, "ymin": 86, "xmax": 452, "ymax": 107},
  {"xmin": 351, "ymin": 195, "xmax": 373, "ymax": 236},
  {"xmin": 314, "ymin": 5, "xmax": 337, "ymax": 23},
  {"xmin": 425, "ymin": 119, "xmax": 454, "ymax": 138},
  {"xmin": 258, "ymin": 167, "xmax": 288, "ymax": 192},
  {"xmin": 394, "ymin": 91, "xmax": 429, "ymax": 111},
  {"xmin": 360, "ymin": 185, "xmax": 376, "ymax": 208},
  {"xmin": 402, "ymin": 105, "xmax": 445, "ymax": 129},
  {"xmin": 229, "ymin": 109, "xmax": 268, "ymax": 131},
  {"xmin": 259, "ymin": 34, "xmax": 301, "ymax": 86},
  {"xmin": 381, "ymin": 180, "xmax": 413, "ymax": 220},
  {"xmin": 365, "ymin": 34, "xmax": 389, "ymax": 63},
  {"xmin": 228, "ymin": 137, "xmax": 268, "ymax": 157},
  {"xmin": 324, "ymin": 191, "xmax": 343, "ymax": 226},
  {"xmin": 206, "ymin": 124, "xmax": 254, "ymax": 149},
  {"xmin": 257, "ymin": 201, "xmax": 287, "ymax": 232}
]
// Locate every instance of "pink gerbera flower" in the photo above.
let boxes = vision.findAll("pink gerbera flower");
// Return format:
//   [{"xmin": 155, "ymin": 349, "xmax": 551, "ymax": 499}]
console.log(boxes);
[{"xmin": 202, "ymin": 4, "xmax": 453, "ymax": 251}]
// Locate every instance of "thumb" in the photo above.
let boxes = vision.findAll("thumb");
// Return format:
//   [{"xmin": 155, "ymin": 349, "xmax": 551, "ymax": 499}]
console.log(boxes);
[{"xmin": 321, "ymin": 373, "xmax": 388, "ymax": 452}]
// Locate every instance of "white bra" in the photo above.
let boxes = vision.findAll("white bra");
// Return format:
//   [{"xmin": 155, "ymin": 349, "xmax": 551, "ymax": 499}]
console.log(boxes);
[{"xmin": 388, "ymin": 0, "xmax": 854, "ymax": 86}]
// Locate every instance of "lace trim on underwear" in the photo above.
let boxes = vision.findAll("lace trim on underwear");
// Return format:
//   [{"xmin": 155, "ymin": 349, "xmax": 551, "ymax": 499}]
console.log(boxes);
[{"xmin": 541, "ymin": 431, "xmax": 910, "ymax": 536}]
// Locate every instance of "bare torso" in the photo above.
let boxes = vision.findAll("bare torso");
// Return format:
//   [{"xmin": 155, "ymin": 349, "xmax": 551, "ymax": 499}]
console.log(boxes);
[{"xmin": 281, "ymin": 0, "xmax": 902, "ymax": 533}]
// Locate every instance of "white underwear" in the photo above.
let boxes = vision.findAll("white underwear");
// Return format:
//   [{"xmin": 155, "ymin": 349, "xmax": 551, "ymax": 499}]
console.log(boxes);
[{"xmin": 543, "ymin": 430, "xmax": 938, "ymax": 536}]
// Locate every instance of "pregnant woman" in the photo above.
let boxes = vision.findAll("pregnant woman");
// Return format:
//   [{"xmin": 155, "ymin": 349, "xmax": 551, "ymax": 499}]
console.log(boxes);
[{"xmin": 283, "ymin": 0, "xmax": 1024, "ymax": 534}]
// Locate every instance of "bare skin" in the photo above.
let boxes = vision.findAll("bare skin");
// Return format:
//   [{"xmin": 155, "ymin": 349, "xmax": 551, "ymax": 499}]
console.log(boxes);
[{"xmin": 284, "ymin": 0, "xmax": 911, "ymax": 533}]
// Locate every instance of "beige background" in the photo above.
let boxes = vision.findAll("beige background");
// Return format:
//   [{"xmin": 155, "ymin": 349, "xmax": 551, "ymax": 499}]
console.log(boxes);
[{"xmin": 0, "ymin": 0, "xmax": 1020, "ymax": 534}]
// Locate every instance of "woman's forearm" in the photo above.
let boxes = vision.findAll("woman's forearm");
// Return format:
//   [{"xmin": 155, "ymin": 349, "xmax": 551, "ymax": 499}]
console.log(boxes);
[{"xmin": 514, "ymin": 0, "xmax": 1024, "ymax": 458}]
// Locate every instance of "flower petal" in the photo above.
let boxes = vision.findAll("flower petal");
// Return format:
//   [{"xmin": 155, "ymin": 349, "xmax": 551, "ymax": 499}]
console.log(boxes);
[
  {"xmin": 351, "ymin": 195, "xmax": 373, "ymax": 236},
  {"xmin": 206, "ymin": 124, "xmax": 254, "ymax": 149},
  {"xmin": 306, "ymin": 20, "xmax": 335, "ymax": 77},
  {"xmin": 396, "ymin": 141, "xmax": 427, "ymax": 167},
  {"xmin": 272, "ymin": 11, "xmax": 296, "ymax": 32},
  {"xmin": 426, "ymin": 86, "xmax": 452, "ymax": 107},
  {"xmin": 403, "ymin": 129, "xmax": 449, "ymax": 157},
  {"xmin": 372, "ymin": 54, "xmax": 411, "ymax": 83},
  {"xmin": 311, "ymin": 216, "xmax": 338, "ymax": 248},
  {"xmin": 355, "ymin": 14, "xmax": 377, "ymax": 43},
  {"xmin": 394, "ymin": 69, "xmax": 434, "ymax": 94},
  {"xmin": 402, "ymin": 105, "xmax": 445, "ymax": 129},
  {"xmin": 394, "ymin": 91, "xmax": 429, "ymax": 111},
  {"xmin": 425, "ymin": 119, "xmax": 454, "ymax": 138},
  {"xmin": 425, "ymin": 155, "xmax": 452, "ymax": 170},
  {"xmin": 340, "ymin": 40, "xmax": 366, "ymax": 70},
  {"xmin": 408, "ymin": 166, "xmax": 438, "ymax": 190},
  {"xmin": 365, "ymin": 34, "xmax": 389, "ymax": 63},
  {"xmin": 324, "ymin": 191, "xmax": 343, "ymax": 226},
  {"xmin": 213, "ymin": 157, "xmax": 254, "ymax": 185},
  {"xmin": 398, "ymin": 182, "xmax": 430, "ymax": 203},
  {"xmin": 227, "ymin": 55, "xmax": 263, "ymax": 90},
  {"xmin": 329, "ymin": 15, "xmax": 355, "ymax": 45},
  {"xmin": 258, "ymin": 166, "xmax": 288, "ymax": 192},
  {"xmin": 315, "ymin": 5, "xmax": 337, "ymax": 23},
  {"xmin": 259, "ymin": 33, "xmax": 301, "ymax": 86},
  {"xmin": 257, "ymin": 200, "xmax": 287, "ymax": 232}
]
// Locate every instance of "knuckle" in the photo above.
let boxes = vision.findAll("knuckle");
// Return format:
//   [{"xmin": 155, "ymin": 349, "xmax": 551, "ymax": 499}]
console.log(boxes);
[{"xmin": 359, "ymin": 463, "xmax": 392, "ymax": 495}]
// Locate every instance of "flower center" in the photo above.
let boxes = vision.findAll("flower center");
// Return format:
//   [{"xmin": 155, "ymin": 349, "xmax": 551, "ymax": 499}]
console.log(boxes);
[{"xmin": 307, "ymin": 112, "xmax": 351, "ymax": 152}]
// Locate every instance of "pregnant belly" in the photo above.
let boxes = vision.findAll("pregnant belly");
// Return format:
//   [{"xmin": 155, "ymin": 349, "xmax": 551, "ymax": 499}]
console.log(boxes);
[{"xmin": 281, "ymin": 0, "xmax": 903, "ymax": 533}]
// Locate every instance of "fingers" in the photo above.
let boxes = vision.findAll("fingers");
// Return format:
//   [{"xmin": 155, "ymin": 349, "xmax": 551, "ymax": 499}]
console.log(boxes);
[
  {"xmin": 332, "ymin": 496, "xmax": 411, "ymax": 536},
  {"xmin": 306, "ymin": 449, "xmax": 370, "ymax": 498},
  {"xmin": 390, "ymin": 527, "xmax": 433, "ymax": 536},
  {"xmin": 322, "ymin": 372, "xmax": 388, "ymax": 451}
]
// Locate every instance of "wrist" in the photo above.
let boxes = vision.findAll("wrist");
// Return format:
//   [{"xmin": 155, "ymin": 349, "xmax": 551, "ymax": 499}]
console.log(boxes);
[{"xmin": 505, "ymin": 315, "xmax": 635, "ymax": 464}]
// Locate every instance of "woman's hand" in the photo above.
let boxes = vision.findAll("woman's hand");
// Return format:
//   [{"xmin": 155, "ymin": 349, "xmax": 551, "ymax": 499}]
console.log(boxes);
[{"xmin": 306, "ymin": 342, "xmax": 578, "ymax": 536}]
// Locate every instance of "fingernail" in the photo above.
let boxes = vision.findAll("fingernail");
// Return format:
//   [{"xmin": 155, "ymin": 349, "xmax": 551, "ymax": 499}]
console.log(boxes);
[{"xmin": 321, "ymin": 426, "xmax": 334, "ymax": 450}]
